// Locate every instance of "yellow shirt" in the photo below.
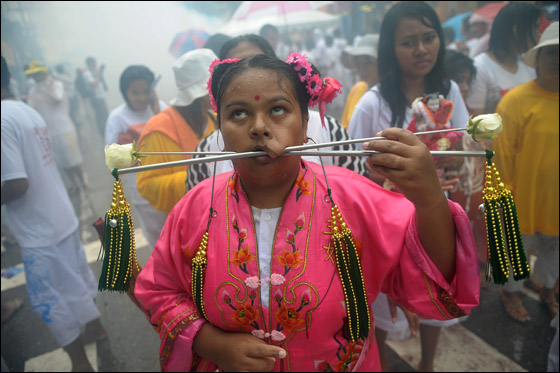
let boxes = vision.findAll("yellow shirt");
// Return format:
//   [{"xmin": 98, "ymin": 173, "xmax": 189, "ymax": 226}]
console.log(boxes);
[
  {"xmin": 494, "ymin": 80, "xmax": 559, "ymax": 236},
  {"xmin": 136, "ymin": 107, "xmax": 215, "ymax": 214},
  {"xmin": 341, "ymin": 81, "xmax": 368, "ymax": 130}
]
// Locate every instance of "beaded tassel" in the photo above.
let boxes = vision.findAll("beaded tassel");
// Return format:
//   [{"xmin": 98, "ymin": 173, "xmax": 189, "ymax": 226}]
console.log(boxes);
[
  {"xmin": 331, "ymin": 205, "xmax": 371, "ymax": 342},
  {"xmin": 482, "ymin": 151, "xmax": 529, "ymax": 284},
  {"xmin": 98, "ymin": 171, "xmax": 140, "ymax": 292},
  {"xmin": 192, "ymin": 232, "xmax": 209, "ymax": 320}
]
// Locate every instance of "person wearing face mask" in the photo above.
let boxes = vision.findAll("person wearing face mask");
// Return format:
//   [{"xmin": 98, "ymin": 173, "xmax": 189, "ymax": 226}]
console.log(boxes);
[{"xmin": 104, "ymin": 65, "xmax": 168, "ymax": 250}]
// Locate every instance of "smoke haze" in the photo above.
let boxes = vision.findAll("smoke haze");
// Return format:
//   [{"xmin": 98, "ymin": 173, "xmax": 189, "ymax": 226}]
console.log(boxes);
[{"xmin": 22, "ymin": 1, "xmax": 224, "ymax": 109}]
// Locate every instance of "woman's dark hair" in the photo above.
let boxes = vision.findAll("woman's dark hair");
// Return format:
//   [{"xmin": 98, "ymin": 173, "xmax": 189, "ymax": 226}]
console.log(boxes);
[
  {"xmin": 219, "ymin": 34, "xmax": 277, "ymax": 59},
  {"xmin": 488, "ymin": 2, "xmax": 541, "ymax": 62},
  {"xmin": 174, "ymin": 97, "xmax": 208, "ymax": 138},
  {"xmin": 210, "ymin": 54, "xmax": 313, "ymax": 126},
  {"xmin": 444, "ymin": 49, "xmax": 476, "ymax": 85},
  {"xmin": 119, "ymin": 65, "xmax": 155, "ymax": 107},
  {"xmin": 378, "ymin": 1, "xmax": 449, "ymax": 127},
  {"xmin": 1, "ymin": 56, "xmax": 10, "ymax": 89},
  {"xmin": 204, "ymin": 33, "xmax": 232, "ymax": 57}
]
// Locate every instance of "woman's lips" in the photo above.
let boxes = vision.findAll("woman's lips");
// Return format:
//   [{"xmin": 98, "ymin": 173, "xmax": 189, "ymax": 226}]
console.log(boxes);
[
  {"xmin": 415, "ymin": 60, "xmax": 430, "ymax": 68},
  {"xmin": 251, "ymin": 147, "xmax": 278, "ymax": 164}
]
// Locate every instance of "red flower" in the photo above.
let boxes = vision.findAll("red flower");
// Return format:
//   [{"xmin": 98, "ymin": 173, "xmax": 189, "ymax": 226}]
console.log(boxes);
[
  {"xmin": 232, "ymin": 246, "xmax": 255, "ymax": 266},
  {"xmin": 275, "ymin": 303, "xmax": 304, "ymax": 332},
  {"xmin": 295, "ymin": 173, "xmax": 311, "ymax": 198},
  {"xmin": 276, "ymin": 249, "xmax": 303, "ymax": 268},
  {"xmin": 307, "ymin": 74, "xmax": 323, "ymax": 95},
  {"xmin": 232, "ymin": 302, "xmax": 259, "ymax": 327},
  {"xmin": 301, "ymin": 289, "xmax": 311, "ymax": 307},
  {"xmin": 321, "ymin": 77, "xmax": 342, "ymax": 105},
  {"xmin": 238, "ymin": 228, "xmax": 248, "ymax": 242},
  {"xmin": 295, "ymin": 213, "xmax": 305, "ymax": 231},
  {"xmin": 222, "ymin": 290, "xmax": 232, "ymax": 305},
  {"xmin": 286, "ymin": 230, "xmax": 295, "ymax": 245}
]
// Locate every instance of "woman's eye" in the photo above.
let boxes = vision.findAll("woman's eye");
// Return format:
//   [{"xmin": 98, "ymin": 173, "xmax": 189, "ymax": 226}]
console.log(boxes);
[
  {"xmin": 271, "ymin": 106, "xmax": 286, "ymax": 115},
  {"xmin": 425, "ymin": 34, "xmax": 437, "ymax": 43},
  {"xmin": 401, "ymin": 40, "xmax": 414, "ymax": 47},
  {"xmin": 232, "ymin": 109, "xmax": 248, "ymax": 119}
]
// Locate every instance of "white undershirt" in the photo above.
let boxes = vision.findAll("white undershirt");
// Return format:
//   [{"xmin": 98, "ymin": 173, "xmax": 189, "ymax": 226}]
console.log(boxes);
[{"xmin": 250, "ymin": 206, "xmax": 282, "ymax": 308}]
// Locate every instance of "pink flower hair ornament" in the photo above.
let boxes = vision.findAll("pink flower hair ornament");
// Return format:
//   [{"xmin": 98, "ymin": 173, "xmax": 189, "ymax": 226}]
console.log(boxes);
[
  {"xmin": 286, "ymin": 53, "xmax": 342, "ymax": 128},
  {"xmin": 207, "ymin": 58, "xmax": 241, "ymax": 112}
]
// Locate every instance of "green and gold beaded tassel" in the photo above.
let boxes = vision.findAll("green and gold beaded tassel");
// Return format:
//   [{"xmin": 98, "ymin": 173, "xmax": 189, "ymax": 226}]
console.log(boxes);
[
  {"xmin": 192, "ymin": 232, "xmax": 209, "ymax": 320},
  {"xmin": 331, "ymin": 205, "xmax": 371, "ymax": 342},
  {"xmin": 482, "ymin": 151, "xmax": 529, "ymax": 284},
  {"xmin": 98, "ymin": 169, "xmax": 140, "ymax": 292}
]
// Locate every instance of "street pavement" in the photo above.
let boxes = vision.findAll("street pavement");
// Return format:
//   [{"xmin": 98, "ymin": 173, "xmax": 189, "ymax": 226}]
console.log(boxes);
[{"xmin": 1, "ymin": 106, "xmax": 557, "ymax": 372}]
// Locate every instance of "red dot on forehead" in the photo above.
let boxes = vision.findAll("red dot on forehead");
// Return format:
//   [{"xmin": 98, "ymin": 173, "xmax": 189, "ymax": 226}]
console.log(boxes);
[{"xmin": 254, "ymin": 95, "xmax": 260, "ymax": 101}]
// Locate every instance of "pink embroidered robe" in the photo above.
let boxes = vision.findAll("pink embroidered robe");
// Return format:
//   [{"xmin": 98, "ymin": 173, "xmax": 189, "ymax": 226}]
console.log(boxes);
[{"xmin": 135, "ymin": 161, "xmax": 480, "ymax": 372}]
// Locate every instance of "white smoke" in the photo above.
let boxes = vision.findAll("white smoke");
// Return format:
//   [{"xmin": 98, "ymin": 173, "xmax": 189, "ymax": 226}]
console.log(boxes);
[{"xmin": 26, "ymin": 1, "xmax": 224, "ymax": 110}]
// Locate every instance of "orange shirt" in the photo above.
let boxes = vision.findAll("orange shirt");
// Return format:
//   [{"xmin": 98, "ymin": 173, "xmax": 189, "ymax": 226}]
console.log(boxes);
[{"xmin": 137, "ymin": 107, "xmax": 214, "ymax": 214}]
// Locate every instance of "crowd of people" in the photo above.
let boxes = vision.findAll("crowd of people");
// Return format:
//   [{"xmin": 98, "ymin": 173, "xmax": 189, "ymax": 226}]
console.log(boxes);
[{"xmin": 1, "ymin": 1, "xmax": 558, "ymax": 372}]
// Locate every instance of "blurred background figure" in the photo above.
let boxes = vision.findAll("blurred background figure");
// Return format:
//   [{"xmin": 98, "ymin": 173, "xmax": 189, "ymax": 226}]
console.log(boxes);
[
  {"xmin": 493, "ymin": 21, "xmax": 559, "ymax": 324},
  {"xmin": 203, "ymin": 33, "xmax": 232, "ymax": 57},
  {"xmin": 340, "ymin": 33, "xmax": 379, "ymax": 129},
  {"xmin": 467, "ymin": 2, "xmax": 542, "ymax": 117},
  {"xmin": 83, "ymin": 56, "xmax": 109, "ymax": 138},
  {"xmin": 2, "ymin": 55, "xmax": 106, "ymax": 373},
  {"xmin": 259, "ymin": 24, "xmax": 281, "ymax": 56},
  {"xmin": 136, "ymin": 48, "xmax": 217, "ymax": 222},
  {"xmin": 25, "ymin": 60, "xmax": 87, "ymax": 222},
  {"xmin": 104, "ymin": 65, "xmax": 169, "ymax": 250},
  {"xmin": 54, "ymin": 63, "xmax": 83, "ymax": 131}
]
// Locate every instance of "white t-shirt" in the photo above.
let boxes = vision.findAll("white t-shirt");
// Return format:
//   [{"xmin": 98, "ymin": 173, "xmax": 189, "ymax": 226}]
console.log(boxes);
[
  {"xmin": 251, "ymin": 206, "xmax": 283, "ymax": 308},
  {"xmin": 104, "ymin": 101, "xmax": 168, "ymax": 206},
  {"xmin": 1, "ymin": 100, "xmax": 78, "ymax": 248},
  {"xmin": 28, "ymin": 78, "xmax": 83, "ymax": 168},
  {"xmin": 105, "ymin": 101, "xmax": 168, "ymax": 146},
  {"xmin": 83, "ymin": 68, "xmax": 105, "ymax": 99},
  {"xmin": 467, "ymin": 53, "xmax": 536, "ymax": 113},
  {"xmin": 348, "ymin": 80, "xmax": 469, "ymax": 149}
]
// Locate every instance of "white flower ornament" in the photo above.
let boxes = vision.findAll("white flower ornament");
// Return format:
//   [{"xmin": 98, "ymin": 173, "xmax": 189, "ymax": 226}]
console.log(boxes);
[
  {"xmin": 104, "ymin": 141, "xmax": 142, "ymax": 171},
  {"xmin": 466, "ymin": 113, "xmax": 503, "ymax": 141}
]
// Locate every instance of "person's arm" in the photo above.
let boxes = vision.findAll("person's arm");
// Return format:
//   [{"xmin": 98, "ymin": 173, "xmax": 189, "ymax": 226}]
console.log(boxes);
[
  {"xmin": 1, "ymin": 178, "xmax": 29, "ymax": 205},
  {"xmin": 364, "ymin": 128, "xmax": 456, "ymax": 282}
]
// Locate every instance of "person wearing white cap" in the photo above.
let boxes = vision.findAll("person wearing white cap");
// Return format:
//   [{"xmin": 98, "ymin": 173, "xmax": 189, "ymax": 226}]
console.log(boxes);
[
  {"xmin": 137, "ymin": 48, "xmax": 217, "ymax": 217},
  {"xmin": 493, "ymin": 21, "xmax": 559, "ymax": 324},
  {"xmin": 340, "ymin": 33, "xmax": 379, "ymax": 130}
]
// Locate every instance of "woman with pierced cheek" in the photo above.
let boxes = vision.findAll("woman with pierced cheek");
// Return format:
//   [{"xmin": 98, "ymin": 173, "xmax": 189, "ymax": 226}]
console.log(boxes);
[{"xmin": 135, "ymin": 54, "xmax": 479, "ymax": 372}]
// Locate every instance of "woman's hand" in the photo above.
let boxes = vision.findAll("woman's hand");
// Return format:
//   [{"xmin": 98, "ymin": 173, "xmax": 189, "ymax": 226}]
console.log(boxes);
[
  {"xmin": 194, "ymin": 323, "xmax": 286, "ymax": 372},
  {"xmin": 363, "ymin": 128, "xmax": 443, "ymax": 208}
]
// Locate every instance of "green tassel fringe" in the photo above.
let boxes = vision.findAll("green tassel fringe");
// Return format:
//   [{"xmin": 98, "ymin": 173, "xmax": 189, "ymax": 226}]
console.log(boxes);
[
  {"xmin": 192, "ymin": 232, "xmax": 209, "ymax": 320},
  {"xmin": 484, "ymin": 200, "xmax": 509, "ymax": 285},
  {"xmin": 98, "ymin": 210, "xmax": 134, "ymax": 292},
  {"xmin": 500, "ymin": 194, "xmax": 530, "ymax": 281}
]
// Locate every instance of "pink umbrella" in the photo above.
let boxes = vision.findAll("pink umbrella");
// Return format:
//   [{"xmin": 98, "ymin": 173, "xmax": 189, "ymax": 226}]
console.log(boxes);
[
  {"xmin": 231, "ymin": 1, "xmax": 316, "ymax": 21},
  {"xmin": 472, "ymin": 2, "xmax": 507, "ymax": 23},
  {"xmin": 168, "ymin": 29, "xmax": 210, "ymax": 59},
  {"xmin": 219, "ymin": 1, "xmax": 338, "ymax": 36}
]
